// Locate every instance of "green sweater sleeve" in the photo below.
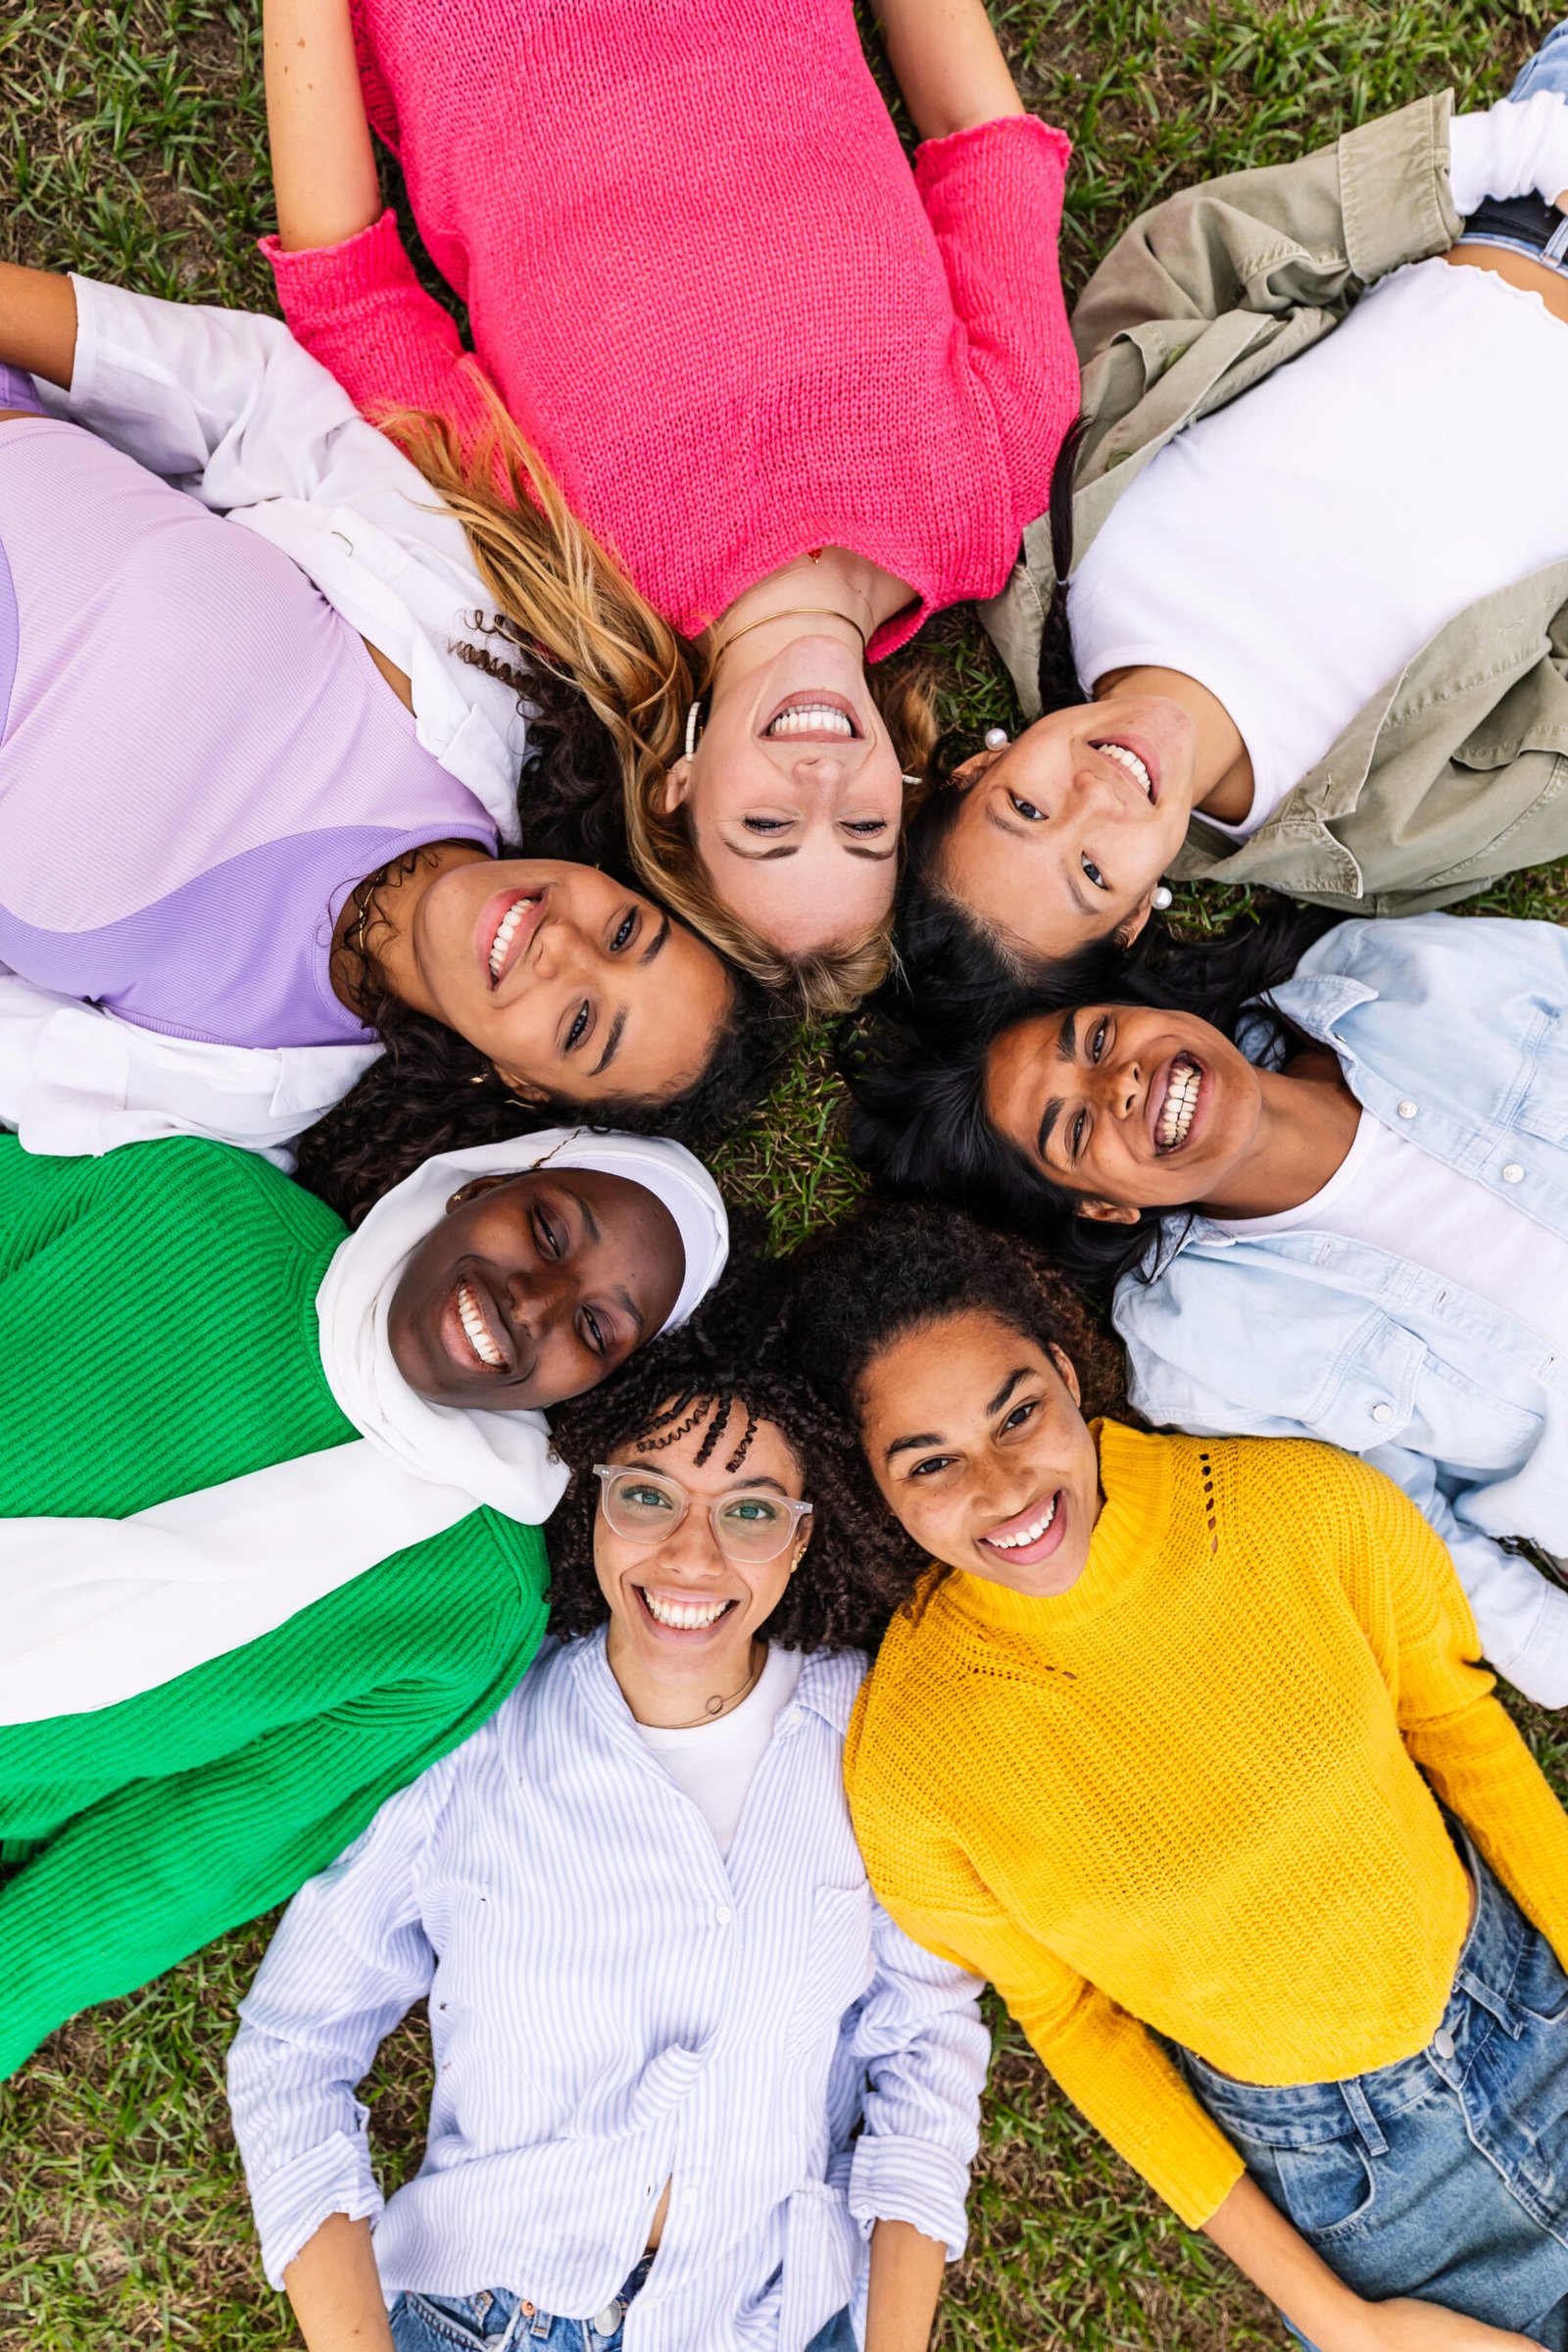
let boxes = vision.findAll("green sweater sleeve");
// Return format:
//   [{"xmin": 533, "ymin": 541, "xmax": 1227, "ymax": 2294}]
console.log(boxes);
[{"xmin": 0, "ymin": 1512, "xmax": 548, "ymax": 2080}]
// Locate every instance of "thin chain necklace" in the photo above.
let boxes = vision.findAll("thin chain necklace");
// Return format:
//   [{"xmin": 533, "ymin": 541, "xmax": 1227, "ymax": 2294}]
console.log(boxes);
[
  {"xmin": 710, "ymin": 605, "xmax": 868, "ymax": 663},
  {"xmin": 659, "ymin": 1640, "xmax": 766, "ymax": 1730}
]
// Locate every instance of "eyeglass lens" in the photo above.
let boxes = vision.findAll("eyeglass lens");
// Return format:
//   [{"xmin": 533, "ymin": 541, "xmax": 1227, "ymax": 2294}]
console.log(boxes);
[{"xmin": 602, "ymin": 1469, "xmax": 798, "ymax": 1561}]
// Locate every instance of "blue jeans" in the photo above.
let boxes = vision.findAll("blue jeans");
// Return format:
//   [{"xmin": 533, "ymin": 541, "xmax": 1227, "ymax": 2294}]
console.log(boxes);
[
  {"xmin": 1179, "ymin": 1832, "xmax": 1568, "ymax": 2351},
  {"xmin": 389, "ymin": 2259, "xmax": 858, "ymax": 2351},
  {"xmin": 1456, "ymin": 17, "xmax": 1568, "ymax": 271}
]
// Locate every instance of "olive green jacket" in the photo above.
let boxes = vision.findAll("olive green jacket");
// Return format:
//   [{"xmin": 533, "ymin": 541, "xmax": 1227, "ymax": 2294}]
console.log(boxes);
[{"xmin": 981, "ymin": 93, "xmax": 1568, "ymax": 912}]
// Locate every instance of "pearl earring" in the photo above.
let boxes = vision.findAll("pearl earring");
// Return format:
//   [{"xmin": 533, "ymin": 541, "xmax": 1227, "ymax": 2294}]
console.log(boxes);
[
  {"xmin": 984, "ymin": 726, "xmax": 1009, "ymax": 750},
  {"xmin": 684, "ymin": 700, "xmax": 703, "ymax": 762},
  {"xmin": 1152, "ymin": 885, "xmax": 1173, "ymax": 911}
]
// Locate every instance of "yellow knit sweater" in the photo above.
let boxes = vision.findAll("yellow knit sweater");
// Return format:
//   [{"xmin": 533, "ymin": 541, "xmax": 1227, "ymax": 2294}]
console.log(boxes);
[{"xmin": 844, "ymin": 1423, "xmax": 1568, "ymax": 2229}]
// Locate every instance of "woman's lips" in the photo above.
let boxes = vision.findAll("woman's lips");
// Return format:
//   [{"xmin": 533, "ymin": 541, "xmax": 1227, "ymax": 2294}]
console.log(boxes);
[
  {"xmin": 760, "ymin": 687, "xmax": 862, "ymax": 742},
  {"xmin": 437, "ymin": 1268, "xmax": 516, "ymax": 1379},
  {"xmin": 978, "ymin": 1489, "xmax": 1068, "ymax": 1569},
  {"xmin": 634, "ymin": 1584, "xmax": 740, "ymax": 1641},
  {"xmin": 1150, "ymin": 1053, "xmax": 1205, "ymax": 1154},
  {"xmin": 476, "ymin": 886, "xmax": 546, "ymax": 988},
  {"xmin": 1090, "ymin": 732, "xmax": 1160, "ymax": 806}
]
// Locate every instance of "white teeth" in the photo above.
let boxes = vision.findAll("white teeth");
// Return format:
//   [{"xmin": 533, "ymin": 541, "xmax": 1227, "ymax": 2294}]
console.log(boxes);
[
  {"xmin": 487, "ymin": 896, "xmax": 536, "ymax": 981},
  {"xmin": 1156, "ymin": 1055, "xmax": 1200, "ymax": 1151},
  {"xmin": 985, "ymin": 1495, "xmax": 1058, "ymax": 1551},
  {"xmin": 1094, "ymin": 740, "xmax": 1153, "ymax": 799},
  {"xmin": 456, "ymin": 1278, "xmax": 505, "ymax": 1368},
  {"xmin": 764, "ymin": 704, "xmax": 855, "ymax": 738},
  {"xmin": 642, "ymin": 1590, "xmax": 733, "ymax": 1630}
]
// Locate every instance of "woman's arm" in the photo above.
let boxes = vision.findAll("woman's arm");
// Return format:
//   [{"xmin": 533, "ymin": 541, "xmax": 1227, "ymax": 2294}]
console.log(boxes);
[
  {"xmin": 264, "ymin": 0, "xmax": 382, "ymax": 253},
  {"xmin": 1206, "ymin": 2175, "xmax": 1538, "ymax": 2350},
  {"xmin": 864, "ymin": 2218, "xmax": 948, "ymax": 2352},
  {"xmin": 282, "ymin": 2216, "xmax": 396, "ymax": 2352},
  {"xmin": 0, "ymin": 261, "xmax": 77, "ymax": 387},
  {"xmin": 872, "ymin": 0, "xmax": 1023, "ymax": 141}
]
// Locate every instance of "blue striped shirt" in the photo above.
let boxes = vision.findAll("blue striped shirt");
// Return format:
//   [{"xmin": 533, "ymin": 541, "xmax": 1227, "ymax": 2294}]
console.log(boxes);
[{"xmin": 227, "ymin": 1634, "xmax": 987, "ymax": 2350}]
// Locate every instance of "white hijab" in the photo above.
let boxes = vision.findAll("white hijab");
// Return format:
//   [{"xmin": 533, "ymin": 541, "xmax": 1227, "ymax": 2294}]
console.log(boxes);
[{"xmin": 0, "ymin": 1130, "xmax": 728, "ymax": 1726}]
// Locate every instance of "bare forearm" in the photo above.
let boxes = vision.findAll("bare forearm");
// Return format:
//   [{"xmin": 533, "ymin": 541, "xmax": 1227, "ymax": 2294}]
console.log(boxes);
[
  {"xmin": 0, "ymin": 263, "xmax": 77, "ymax": 388},
  {"xmin": 873, "ymin": 0, "xmax": 1024, "ymax": 141},
  {"xmin": 283, "ymin": 2213, "xmax": 396, "ymax": 2352},
  {"xmin": 265, "ymin": 0, "xmax": 382, "ymax": 251},
  {"xmin": 1204, "ymin": 2174, "xmax": 1539, "ymax": 2351},
  {"xmin": 864, "ymin": 2217, "xmax": 948, "ymax": 2352}
]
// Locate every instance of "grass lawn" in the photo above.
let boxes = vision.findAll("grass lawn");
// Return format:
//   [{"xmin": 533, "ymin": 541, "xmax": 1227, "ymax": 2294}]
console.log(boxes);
[{"xmin": 3, "ymin": 3, "xmax": 1566, "ymax": 2346}]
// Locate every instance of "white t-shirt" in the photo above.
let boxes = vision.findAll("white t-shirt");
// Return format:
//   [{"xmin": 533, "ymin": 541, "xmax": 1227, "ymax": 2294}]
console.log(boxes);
[
  {"xmin": 1212, "ymin": 1109, "xmax": 1568, "ymax": 1342},
  {"xmin": 1068, "ymin": 98, "xmax": 1568, "ymax": 841},
  {"xmin": 635, "ymin": 1643, "xmax": 804, "ymax": 1857}
]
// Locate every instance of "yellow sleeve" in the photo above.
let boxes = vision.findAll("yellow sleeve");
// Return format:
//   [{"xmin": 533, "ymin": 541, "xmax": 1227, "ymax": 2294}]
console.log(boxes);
[
  {"xmin": 1346, "ymin": 1455, "xmax": 1568, "ymax": 1960},
  {"xmin": 845, "ymin": 1700, "xmax": 1244, "ymax": 2230}
]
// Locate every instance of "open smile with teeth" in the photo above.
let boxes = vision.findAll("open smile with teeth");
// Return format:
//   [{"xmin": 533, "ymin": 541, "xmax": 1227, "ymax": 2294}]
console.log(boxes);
[
  {"xmin": 456, "ymin": 1278, "xmax": 506, "ymax": 1369},
  {"xmin": 764, "ymin": 700, "xmax": 858, "ymax": 740},
  {"xmin": 983, "ymin": 1494, "xmax": 1057, "ymax": 1552},
  {"xmin": 1155, "ymin": 1054, "xmax": 1201, "ymax": 1152},
  {"xmin": 1092, "ymin": 741, "xmax": 1154, "ymax": 801},
  {"xmin": 487, "ymin": 895, "xmax": 540, "ymax": 984},
  {"xmin": 639, "ymin": 1588, "xmax": 737, "ymax": 1631}
]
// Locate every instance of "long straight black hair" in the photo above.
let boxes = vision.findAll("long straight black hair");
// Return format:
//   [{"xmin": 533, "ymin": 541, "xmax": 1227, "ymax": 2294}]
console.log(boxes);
[{"xmin": 840, "ymin": 894, "xmax": 1340, "ymax": 1297}]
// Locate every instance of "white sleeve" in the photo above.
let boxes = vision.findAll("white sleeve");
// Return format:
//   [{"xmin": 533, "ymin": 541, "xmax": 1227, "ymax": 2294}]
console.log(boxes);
[
  {"xmin": 1447, "ymin": 93, "xmax": 1568, "ymax": 218},
  {"xmin": 226, "ymin": 1774, "xmax": 446, "ymax": 2290},
  {"xmin": 844, "ymin": 1899, "xmax": 988, "ymax": 2261}
]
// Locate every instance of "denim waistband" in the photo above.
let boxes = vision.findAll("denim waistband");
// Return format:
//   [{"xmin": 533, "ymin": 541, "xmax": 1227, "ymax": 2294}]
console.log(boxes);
[
  {"xmin": 1455, "ymin": 191, "xmax": 1568, "ymax": 273},
  {"xmin": 1180, "ymin": 1824, "xmax": 1541, "ymax": 2152}
]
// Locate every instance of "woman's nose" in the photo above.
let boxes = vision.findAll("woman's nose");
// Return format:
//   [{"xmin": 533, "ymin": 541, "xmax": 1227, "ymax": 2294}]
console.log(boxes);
[{"xmin": 655, "ymin": 1509, "xmax": 728, "ymax": 1578}]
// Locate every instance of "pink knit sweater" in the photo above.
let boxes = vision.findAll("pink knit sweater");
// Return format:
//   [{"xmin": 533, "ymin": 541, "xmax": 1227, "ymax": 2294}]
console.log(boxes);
[{"xmin": 266, "ymin": 0, "xmax": 1074, "ymax": 658}]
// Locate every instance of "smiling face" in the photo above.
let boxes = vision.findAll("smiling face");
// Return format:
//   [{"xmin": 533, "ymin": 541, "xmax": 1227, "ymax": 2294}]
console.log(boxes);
[
  {"xmin": 386, "ymin": 1167, "xmax": 684, "ymax": 1411},
  {"xmin": 408, "ymin": 857, "xmax": 733, "ymax": 1106},
  {"xmin": 935, "ymin": 697, "xmax": 1200, "ymax": 964},
  {"xmin": 594, "ymin": 1402, "xmax": 809, "ymax": 1698},
  {"xmin": 984, "ymin": 1004, "xmax": 1265, "ymax": 1219},
  {"xmin": 665, "ymin": 633, "xmax": 906, "ymax": 957},
  {"xmin": 854, "ymin": 1307, "xmax": 1101, "ymax": 1597}
]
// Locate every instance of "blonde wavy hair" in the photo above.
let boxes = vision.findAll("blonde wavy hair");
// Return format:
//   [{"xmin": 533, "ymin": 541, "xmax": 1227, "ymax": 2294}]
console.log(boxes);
[{"xmin": 386, "ymin": 393, "xmax": 938, "ymax": 1017}]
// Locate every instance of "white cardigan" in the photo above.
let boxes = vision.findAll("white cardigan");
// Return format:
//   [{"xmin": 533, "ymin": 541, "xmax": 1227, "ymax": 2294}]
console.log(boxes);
[{"xmin": 4, "ymin": 274, "xmax": 534, "ymax": 1164}]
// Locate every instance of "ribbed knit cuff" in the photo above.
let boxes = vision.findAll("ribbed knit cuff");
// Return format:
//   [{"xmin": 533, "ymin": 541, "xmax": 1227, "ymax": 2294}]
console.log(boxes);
[
  {"xmin": 914, "ymin": 110, "xmax": 1071, "ymax": 183},
  {"xmin": 260, "ymin": 209, "xmax": 420, "ymax": 303}
]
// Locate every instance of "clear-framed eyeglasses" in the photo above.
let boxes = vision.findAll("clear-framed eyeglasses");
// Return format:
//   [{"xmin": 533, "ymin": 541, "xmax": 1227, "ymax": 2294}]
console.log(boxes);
[{"xmin": 592, "ymin": 1463, "xmax": 813, "ymax": 1564}]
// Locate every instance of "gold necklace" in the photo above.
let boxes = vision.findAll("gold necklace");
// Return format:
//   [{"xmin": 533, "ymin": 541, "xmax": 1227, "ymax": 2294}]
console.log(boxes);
[{"xmin": 710, "ymin": 605, "xmax": 868, "ymax": 662}]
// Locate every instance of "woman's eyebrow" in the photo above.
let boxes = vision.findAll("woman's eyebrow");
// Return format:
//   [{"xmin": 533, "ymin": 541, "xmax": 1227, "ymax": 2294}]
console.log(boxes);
[
  {"xmin": 987, "ymin": 1367, "xmax": 1034, "ymax": 1418},
  {"xmin": 885, "ymin": 1430, "xmax": 942, "ymax": 1461},
  {"xmin": 591, "ymin": 1006, "xmax": 628, "ymax": 1075},
  {"xmin": 640, "ymin": 914, "xmax": 670, "ymax": 963}
]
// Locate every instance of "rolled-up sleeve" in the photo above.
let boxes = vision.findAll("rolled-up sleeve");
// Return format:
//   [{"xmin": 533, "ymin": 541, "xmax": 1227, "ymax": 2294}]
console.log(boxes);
[
  {"xmin": 845, "ymin": 1898, "xmax": 988, "ymax": 2260},
  {"xmin": 226, "ymin": 1773, "xmax": 444, "ymax": 2288}
]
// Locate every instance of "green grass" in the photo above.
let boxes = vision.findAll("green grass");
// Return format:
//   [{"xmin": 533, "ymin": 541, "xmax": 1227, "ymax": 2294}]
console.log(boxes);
[{"xmin": 2, "ymin": 4, "xmax": 1566, "ymax": 2346}]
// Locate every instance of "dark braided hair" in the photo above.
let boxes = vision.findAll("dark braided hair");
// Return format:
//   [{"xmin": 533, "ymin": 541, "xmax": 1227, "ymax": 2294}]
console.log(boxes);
[
  {"xmin": 292, "ymin": 666, "xmax": 792, "ymax": 1228},
  {"xmin": 838, "ymin": 896, "xmax": 1340, "ymax": 1295},
  {"xmin": 542, "ymin": 1234, "xmax": 917, "ymax": 1654}
]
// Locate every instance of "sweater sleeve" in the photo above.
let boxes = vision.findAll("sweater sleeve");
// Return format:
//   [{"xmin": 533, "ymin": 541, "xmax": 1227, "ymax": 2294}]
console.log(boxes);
[
  {"xmin": 0, "ymin": 1524, "xmax": 545, "ymax": 2081},
  {"xmin": 1344, "ymin": 1457, "xmax": 1568, "ymax": 1962},
  {"xmin": 913, "ymin": 114, "xmax": 1076, "ymax": 504},
  {"xmin": 263, "ymin": 212, "xmax": 499, "ymax": 457}
]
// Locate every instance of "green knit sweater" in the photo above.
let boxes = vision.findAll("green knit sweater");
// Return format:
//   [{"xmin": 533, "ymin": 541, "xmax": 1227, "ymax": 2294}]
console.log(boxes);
[{"xmin": 0, "ymin": 1136, "xmax": 548, "ymax": 2080}]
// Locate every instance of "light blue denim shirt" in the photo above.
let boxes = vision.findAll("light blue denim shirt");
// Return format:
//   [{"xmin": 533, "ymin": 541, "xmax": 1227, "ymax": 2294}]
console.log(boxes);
[
  {"xmin": 1114, "ymin": 913, "xmax": 1568, "ymax": 1706},
  {"xmin": 227, "ymin": 1633, "xmax": 987, "ymax": 2351}
]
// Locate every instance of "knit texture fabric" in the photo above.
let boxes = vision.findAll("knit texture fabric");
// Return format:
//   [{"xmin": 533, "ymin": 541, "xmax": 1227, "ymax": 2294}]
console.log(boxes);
[
  {"xmin": 263, "ymin": 0, "xmax": 1075, "ymax": 654},
  {"xmin": 0, "ymin": 1136, "xmax": 548, "ymax": 2077},
  {"xmin": 844, "ymin": 1422, "xmax": 1568, "ymax": 2228}
]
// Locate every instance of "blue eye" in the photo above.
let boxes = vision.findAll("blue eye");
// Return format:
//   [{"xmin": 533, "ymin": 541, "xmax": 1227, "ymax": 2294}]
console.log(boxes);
[
  {"xmin": 1082, "ymin": 855, "xmax": 1107, "ymax": 890},
  {"xmin": 1008, "ymin": 792, "xmax": 1044, "ymax": 823}
]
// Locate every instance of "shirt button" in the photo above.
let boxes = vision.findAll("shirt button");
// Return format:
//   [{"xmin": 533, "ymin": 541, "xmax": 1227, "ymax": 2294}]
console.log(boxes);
[
  {"xmin": 1371, "ymin": 1402, "xmax": 1394, "ymax": 1424},
  {"xmin": 1432, "ymin": 2025, "xmax": 1456, "ymax": 2061},
  {"xmin": 1396, "ymin": 1100, "xmax": 1418, "ymax": 1119},
  {"xmin": 1502, "ymin": 1163, "xmax": 1525, "ymax": 1184},
  {"xmin": 714, "ymin": 1903, "xmax": 733, "ymax": 1926},
  {"xmin": 593, "ymin": 2305, "xmax": 623, "ymax": 2335}
]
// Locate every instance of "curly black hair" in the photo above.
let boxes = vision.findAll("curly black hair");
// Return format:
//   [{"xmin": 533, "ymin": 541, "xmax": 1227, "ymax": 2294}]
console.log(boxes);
[
  {"xmin": 838, "ymin": 894, "xmax": 1338, "ymax": 1296},
  {"xmin": 291, "ymin": 668, "xmax": 792, "ymax": 1227},
  {"xmin": 541, "ymin": 1234, "xmax": 918, "ymax": 1654},
  {"xmin": 785, "ymin": 1198, "xmax": 1123, "ymax": 1437}
]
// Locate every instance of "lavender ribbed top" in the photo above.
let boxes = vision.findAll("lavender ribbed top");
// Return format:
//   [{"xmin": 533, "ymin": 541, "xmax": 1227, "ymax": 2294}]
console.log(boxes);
[{"xmin": 0, "ymin": 415, "xmax": 498, "ymax": 1047}]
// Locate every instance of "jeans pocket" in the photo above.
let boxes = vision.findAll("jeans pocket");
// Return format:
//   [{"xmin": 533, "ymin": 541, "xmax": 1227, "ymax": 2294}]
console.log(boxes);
[
  {"xmin": 1510, "ymin": 1931, "xmax": 1568, "ymax": 2031},
  {"xmin": 391, "ymin": 2292, "xmax": 493, "ymax": 2351},
  {"xmin": 1268, "ymin": 2134, "xmax": 1380, "ymax": 2244}
]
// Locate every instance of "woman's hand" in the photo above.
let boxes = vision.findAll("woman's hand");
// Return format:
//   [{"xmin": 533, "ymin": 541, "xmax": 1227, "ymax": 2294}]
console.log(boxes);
[
  {"xmin": 264, "ymin": 0, "xmax": 382, "ymax": 251},
  {"xmin": 872, "ymin": 0, "xmax": 1025, "ymax": 143}
]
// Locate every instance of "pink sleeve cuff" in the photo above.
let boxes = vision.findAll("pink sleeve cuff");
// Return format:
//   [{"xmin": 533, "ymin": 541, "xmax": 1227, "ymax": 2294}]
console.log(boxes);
[
  {"xmin": 914, "ymin": 110, "xmax": 1071, "ymax": 189},
  {"xmin": 260, "ymin": 208, "xmax": 423, "ymax": 303}
]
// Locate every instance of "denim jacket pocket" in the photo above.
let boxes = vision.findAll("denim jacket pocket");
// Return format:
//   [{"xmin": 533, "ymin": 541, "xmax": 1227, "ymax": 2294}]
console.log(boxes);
[{"xmin": 1511, "ymin": 1023, "xmax": 1568, "ymax": 1150}]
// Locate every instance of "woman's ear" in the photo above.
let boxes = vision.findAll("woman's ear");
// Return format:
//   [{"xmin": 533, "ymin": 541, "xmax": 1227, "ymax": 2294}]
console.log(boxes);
[
  {"xmin": 492, "ymin": 1065, "xmax": 551, "ymax": 1107},
  {"xmin": 662, "ymin": 759, "xmax": 692, "ymax": 812},
  {"xmin": 1048, "ymin": 1344, "xmax": 1082, "ymax": 1407},
  {"xmin": 444, "ymin": 1172, "xmax": 513, "ymax": 1214},
  {"xmin": 1075, "ymin": 1197, "xmax": 1142, "ymax": 1227},
  {"xmin": 1113, "ymin": 892, "xmax": 1158, "ymax": 951},
  {"xmin": 949, "ymin": 747, "xmax": 1005, "ymax": 792}
]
